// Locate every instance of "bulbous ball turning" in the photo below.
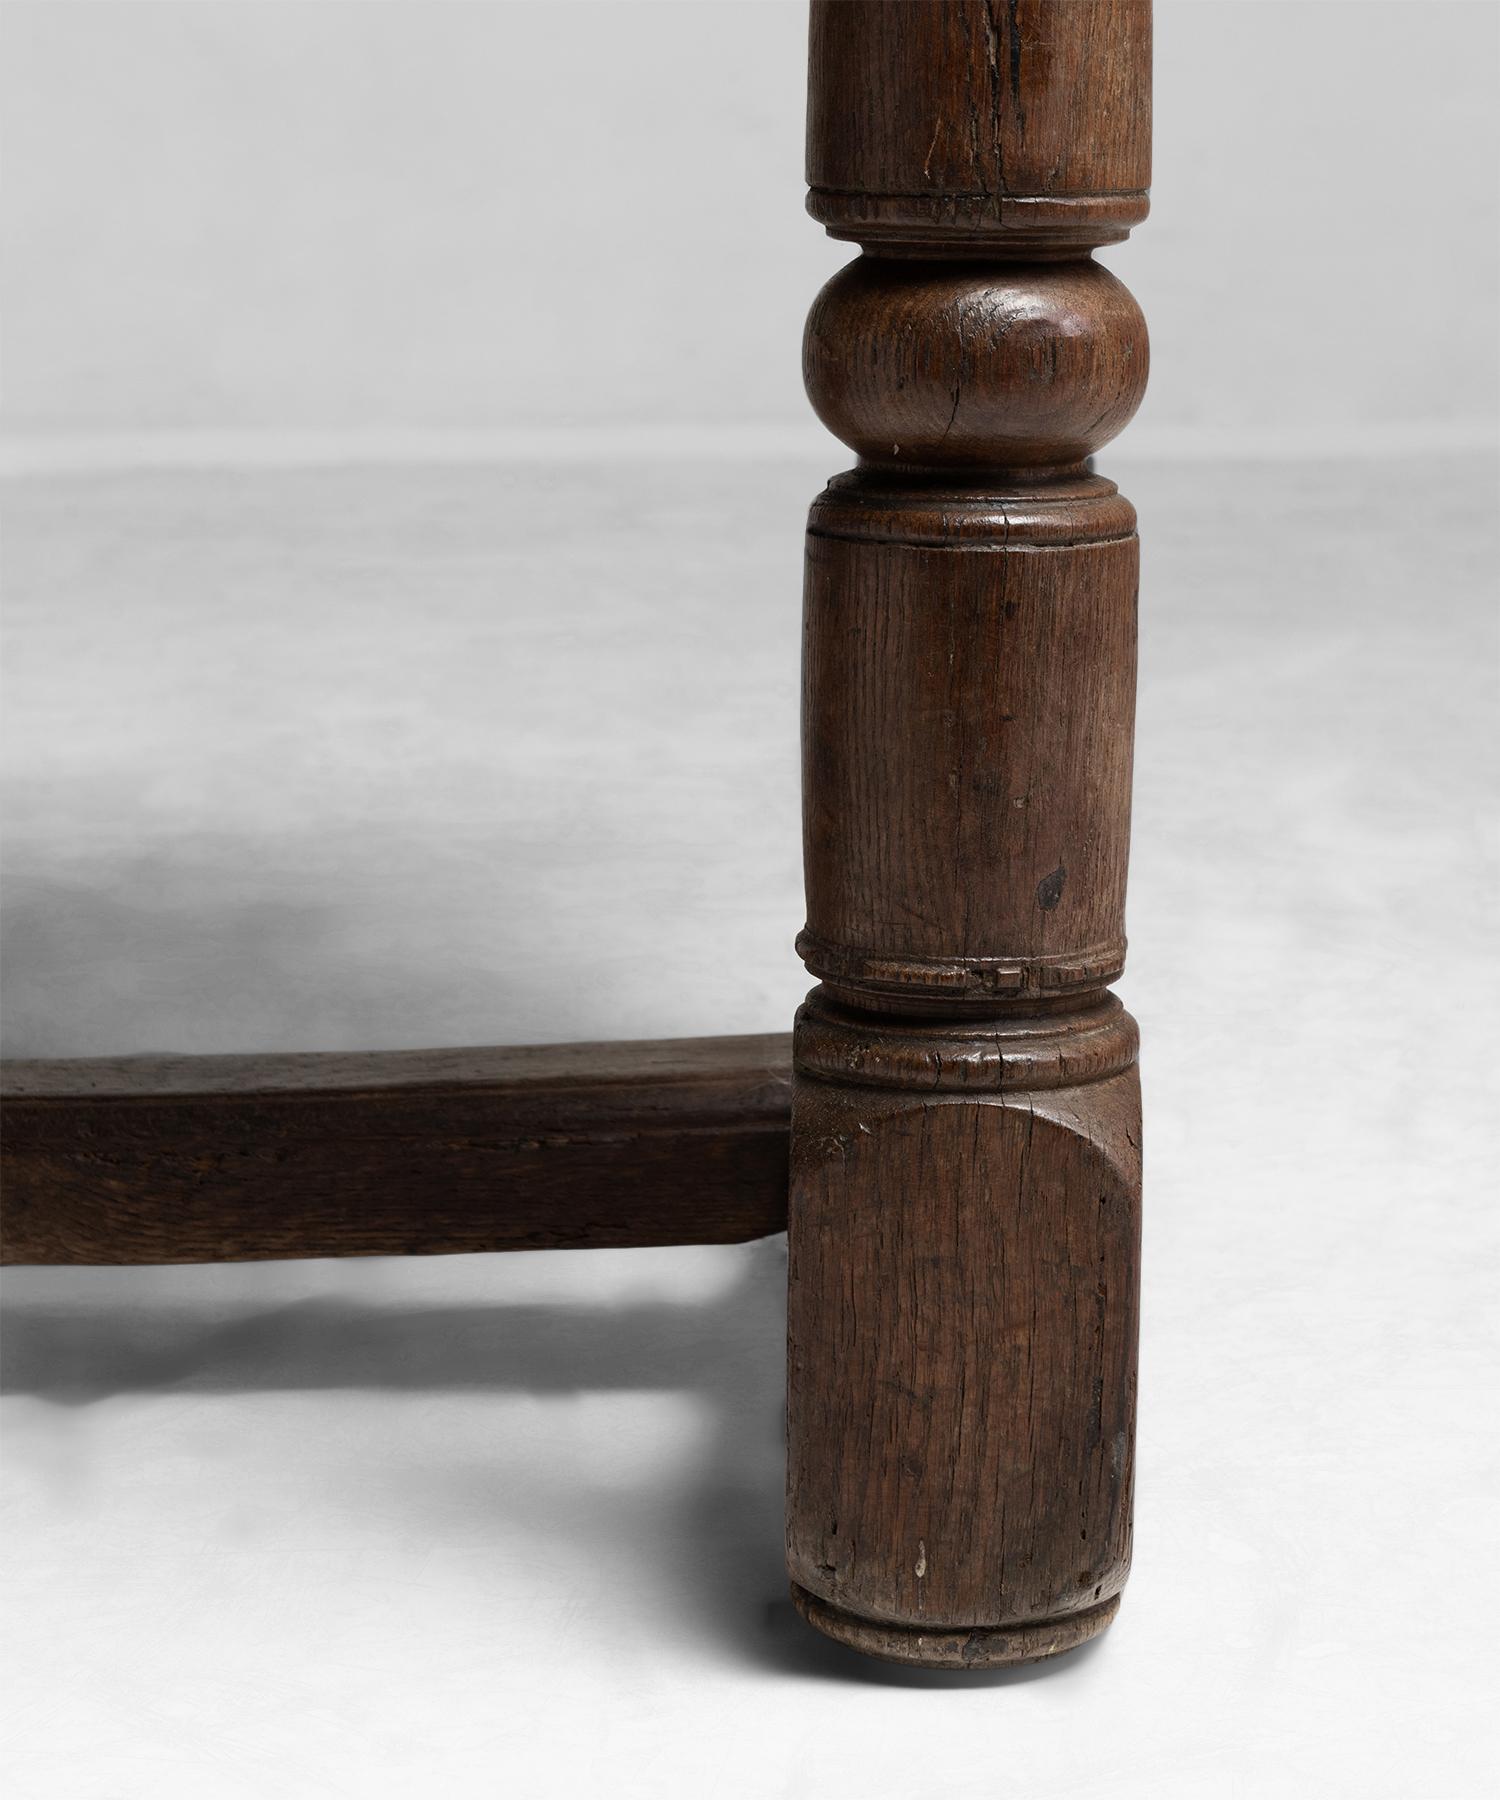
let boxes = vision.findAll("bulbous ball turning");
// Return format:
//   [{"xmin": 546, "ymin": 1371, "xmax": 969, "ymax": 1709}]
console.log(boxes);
[{"xmin": 804, "ymin": 256, "xmax": 1148, "ymax": 471}]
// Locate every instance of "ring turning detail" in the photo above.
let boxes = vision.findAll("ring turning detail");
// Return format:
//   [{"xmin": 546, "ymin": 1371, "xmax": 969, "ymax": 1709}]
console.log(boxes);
[{"xmin": 787, "ymin": 0, "xmax": 1152, "ymax": 1668}]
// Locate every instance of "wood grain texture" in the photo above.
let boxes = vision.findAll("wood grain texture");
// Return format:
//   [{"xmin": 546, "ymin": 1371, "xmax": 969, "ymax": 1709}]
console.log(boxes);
[
  {"xmin": 1, "ymin": 1036, "xmax": 792, "ymax": 1265},
  {"xmin": 788, "ymin": 1049, "xmax": 1141, "ymax": 1636},
  {"xmin": 804, "ymin": 256, "xmax": 1148, "ymax": 469},
  {"xmin": 800, "ymin": 522, "xmax": 1138, "ymax": 1008},
  {"xmin": 808, "ymin": 0, "xmax": 1151, "ymax": 253},
  {"xmin": 789, "ymin": 0, "xmax": 1150, "ymax": 1667}
]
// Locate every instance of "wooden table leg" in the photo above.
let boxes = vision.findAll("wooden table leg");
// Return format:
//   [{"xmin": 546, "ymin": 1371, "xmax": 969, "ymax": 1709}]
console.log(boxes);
[{"xmin": 786, "ymin": 0, "xmax": 1152, "ymax": 1668}]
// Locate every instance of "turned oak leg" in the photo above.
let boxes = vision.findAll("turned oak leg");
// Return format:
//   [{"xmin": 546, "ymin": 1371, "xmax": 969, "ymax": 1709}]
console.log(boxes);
[{"xmin": 786, "ymin": 0, "xmax": 1152, "ymax": 1668}]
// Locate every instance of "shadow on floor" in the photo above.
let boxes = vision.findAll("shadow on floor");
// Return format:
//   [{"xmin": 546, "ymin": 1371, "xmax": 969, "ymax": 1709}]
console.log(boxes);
[{"xmin": 2, "ymin": 1241, "xmax": 1106, "ymax": 1690}]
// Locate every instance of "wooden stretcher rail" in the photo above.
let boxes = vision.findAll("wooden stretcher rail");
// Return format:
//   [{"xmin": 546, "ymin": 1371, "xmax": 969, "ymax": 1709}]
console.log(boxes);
[{"xmin": 0, "ymin": 1035, "xmax": 792, "ymax": 1265}]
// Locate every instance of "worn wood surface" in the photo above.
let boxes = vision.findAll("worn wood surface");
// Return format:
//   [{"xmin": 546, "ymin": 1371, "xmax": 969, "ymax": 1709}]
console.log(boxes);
[
  {"xmin": 788, "ymin": 0, "xmax": 1151, "ymax": 1667},
  {"xmin": 788, "ymin": 1002, "xmax": 1141, "ymax": 1653},
  {"xmin": 1, "ymin": 1036, "xmax": 792, "ymax": 1264},
  {"xmin": 800, "ymin": 517, "xmax": 1139, "ymax": 1009},
  {"xmin": 803, "ymin": 256, "xmax": 1148, "ymax": 470},
  {"xmin": 807, "ymin": 0, "xmax": 1151, "ymax": 253}
]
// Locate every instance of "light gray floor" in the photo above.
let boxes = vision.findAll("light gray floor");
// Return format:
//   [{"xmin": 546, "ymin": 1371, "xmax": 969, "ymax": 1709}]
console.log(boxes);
[{"xmin": 2, "ymin": 452, "xmax": 1496, "ymax": 1797}]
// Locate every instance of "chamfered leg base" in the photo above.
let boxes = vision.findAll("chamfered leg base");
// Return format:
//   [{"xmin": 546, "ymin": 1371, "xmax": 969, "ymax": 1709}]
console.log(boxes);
[{"xmin": 790, "ymin": 1586, "xmax": 1122, "ymax": 1671}]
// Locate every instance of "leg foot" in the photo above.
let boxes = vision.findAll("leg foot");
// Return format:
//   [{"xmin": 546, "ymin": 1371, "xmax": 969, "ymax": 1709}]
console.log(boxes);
[{"xmin": 790, "ymin": 1585, "xmax": 1121, "ymax": 1670}]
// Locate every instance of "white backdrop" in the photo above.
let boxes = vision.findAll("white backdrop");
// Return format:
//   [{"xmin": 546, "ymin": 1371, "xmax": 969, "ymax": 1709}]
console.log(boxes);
[
  {"xmin": 3, "ymin": 0, "xmax": 1497, "ymax": 450},
  {"xmin": 3, "ymin": 6, "xmax": 1498, "ymax": 1799}
]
